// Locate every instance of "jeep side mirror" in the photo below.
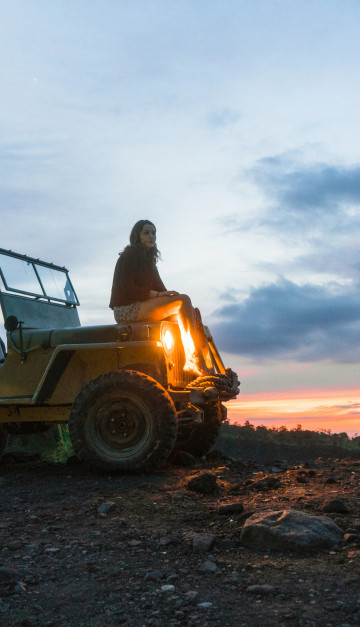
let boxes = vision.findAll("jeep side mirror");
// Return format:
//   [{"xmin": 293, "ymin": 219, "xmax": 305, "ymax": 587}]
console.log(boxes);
[{"xmin": 5, "ymin": 315, "xmax": 19, "ymax": 332}]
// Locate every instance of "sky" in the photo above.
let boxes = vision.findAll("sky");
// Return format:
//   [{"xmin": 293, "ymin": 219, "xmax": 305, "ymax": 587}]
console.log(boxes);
[{"xmin": 1, "ymin": 0, "xmax": 360, "ymax": 436}]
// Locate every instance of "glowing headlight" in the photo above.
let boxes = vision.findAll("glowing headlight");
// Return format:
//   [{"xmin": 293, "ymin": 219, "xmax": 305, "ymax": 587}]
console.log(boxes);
[{"xmin": 163, "ymin": 329, "xmax": 174, "ymax": 351}]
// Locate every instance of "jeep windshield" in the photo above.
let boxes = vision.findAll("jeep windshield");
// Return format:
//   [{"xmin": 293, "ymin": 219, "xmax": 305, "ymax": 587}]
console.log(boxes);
[{"xmin": 0, "ymin": 248, "xmax": 79, "ymax": 306}]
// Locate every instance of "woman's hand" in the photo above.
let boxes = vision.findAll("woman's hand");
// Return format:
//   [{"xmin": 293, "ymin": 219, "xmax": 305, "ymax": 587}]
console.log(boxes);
[
  {"xmin": 149, "ymin": 290, "xmax": 179, "ymax": 298},
  {"xmin": 162, "ymin": 290, "xmax": 179, "ymax": 297}
]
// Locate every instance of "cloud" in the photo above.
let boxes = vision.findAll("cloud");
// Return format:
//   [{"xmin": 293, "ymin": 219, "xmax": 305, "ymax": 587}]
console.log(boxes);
[
  {"xmin": 250, "ymin": 155, "xmax": 360, "ymax": 232},
  {"xmin": 297, "ymin": 242, "xmax": 360, "ymax": 282},
  {"xmin": 211, "ymin": 277, "xmax": 360, "ymax": 363},
  {"xmin": 331, "ymin": 402, "xmax": 360, "ymax": 411},
  {"xmin": 222, "ymin": 155, "xmax": 360, "ymax": 237},
  {"xmin": 219, "ymin": 155, "xmax": 360, "ymax": 285},
  {"xmin": 217, "ymin": 287, "xmax": 244, "ymax": 303},
  {"xmin": 206, "ymin": 107, "xmax": 240, "ymax": 128}
]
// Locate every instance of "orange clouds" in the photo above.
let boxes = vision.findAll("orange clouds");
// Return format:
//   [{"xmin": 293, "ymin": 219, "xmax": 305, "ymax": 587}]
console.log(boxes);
[{"xmin": 227, "ymin": 388, "xmax": 360, "ymax": 436}]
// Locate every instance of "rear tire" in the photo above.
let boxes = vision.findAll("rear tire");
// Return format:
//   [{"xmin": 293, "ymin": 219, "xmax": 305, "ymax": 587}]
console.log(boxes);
[{"xmin": 69, "ymin": 370, "xmax": 177, "ymax": 473}]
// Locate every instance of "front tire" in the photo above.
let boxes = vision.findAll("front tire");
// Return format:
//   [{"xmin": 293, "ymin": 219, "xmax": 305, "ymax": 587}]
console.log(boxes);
[
  {"xmin": 172, "ymin": 403, "xmax": 222, "ymax": 459},
  {"xmin": 69, "ymin": 370, "xmax": 177, "ymax": 473}
]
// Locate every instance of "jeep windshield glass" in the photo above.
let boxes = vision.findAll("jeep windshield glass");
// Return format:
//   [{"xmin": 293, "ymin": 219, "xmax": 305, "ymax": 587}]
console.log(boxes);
[
  {"xmin": 0, "ymin": 250, "xmax": 78, "ymax": 305},
  {"xmin": 35, "ymin": 264, "xmax": 77, "ymax": 304}
]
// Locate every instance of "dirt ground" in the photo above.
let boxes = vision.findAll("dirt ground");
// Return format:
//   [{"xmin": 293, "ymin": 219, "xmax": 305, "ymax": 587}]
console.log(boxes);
[{"xmin": 0, "ymin": 454, "xmax": 359, "ymax": 627}]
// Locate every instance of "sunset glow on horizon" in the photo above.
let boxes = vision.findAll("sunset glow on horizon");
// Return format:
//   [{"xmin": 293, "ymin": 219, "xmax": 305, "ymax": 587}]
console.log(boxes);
[{"xmin": 227, "ymin": 388, "xmax": 360, "ymax": 437}]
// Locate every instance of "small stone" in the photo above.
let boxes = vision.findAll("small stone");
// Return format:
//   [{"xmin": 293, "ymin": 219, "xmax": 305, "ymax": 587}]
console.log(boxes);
[
  {"xmin": 159, "ymin": 536, "xmax": 172, "ymax": 547},
  {"xmin": 252, "ymin": 477, "xmax": 281, "ymax": 491},
  {"xmin": 45, "ymin": 547, "xmax": 60, "ymax": 553},
  {"xmin": 246, "ymin": 584, "xmax": 276, "ymax": 595},
  {"xmin": 217, "ymin": 503, "xmax": 244, "ymax": 515},
  {"xmin": 231, "ymin": 572, "xmax": 243, "ymax": 584},
  {"xmin": 184, "ymin": 590, "xmax": 199, "ymax": 600},
  {"xmin": 192, "ymin": 533, "xmax": 216, "ymax": 553},
  {"xmin": 161, "ymin": 584, "xmax": 175, "ymax": 592},
  {"xmin": 323, "ymin": 498, "xmax": 350, "ymax": 513},
  {"xmin": 97, "ymin": 502, "xmax": 116, "ymax": 515},
  {"xmin": 0, "ymin": 567, "xmax": 21, "ymax": 583},
  {"xmin": 112, "ymin": 517, "xmax": 128, "ymax": 526},
  {"xmin": 200, "ymin": 561, "xmax": 217, "ymax": 573},
  {"xmin": 325, "ymin": 476, "xmax": 337, "ymax": 484},
  {"xmin": 166, "ymin": 574, "xmax": 179, "ymax": 583},
  {"xmin": 198, "ymin": 602, "xmax": 213, "ymax": 608},
  {"xmin": 144, "ymin": 570, "xmax": 164, "ymax": 581},
  {"xmin": 171, "ymin": 491, "xmax": 187, "ymax": 500},
  {"xmin": 127, "ymin": 539, "xmax": 142, "ymax": 547},
  {"xmin": 229, "ymin": 483, "xmax": 242, "ymax": 493},
  {"xmin": 14, "ymin": 581, "xmax": 27, "ymax": 593},
  {"xmin": 296, "ymin": 476, "xmax": 308, "ymax": 484}
]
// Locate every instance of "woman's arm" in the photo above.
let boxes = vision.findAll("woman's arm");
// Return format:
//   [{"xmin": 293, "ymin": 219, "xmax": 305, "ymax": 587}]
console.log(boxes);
[{"xmin": 150, "ymin": 267, "xmax": 180, "ymax": 299}]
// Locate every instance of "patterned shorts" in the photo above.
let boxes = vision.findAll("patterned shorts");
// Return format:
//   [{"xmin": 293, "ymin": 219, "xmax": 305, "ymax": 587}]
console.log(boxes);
[{"xmin": 114, "ymin": 302, "xmax": 141, "ymax": 324}]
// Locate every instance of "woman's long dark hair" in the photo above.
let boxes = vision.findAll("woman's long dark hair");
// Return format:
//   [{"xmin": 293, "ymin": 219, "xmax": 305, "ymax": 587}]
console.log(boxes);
[{"xmin": 124, "ymin": 219, "xmax": 161, "ymax": 264}]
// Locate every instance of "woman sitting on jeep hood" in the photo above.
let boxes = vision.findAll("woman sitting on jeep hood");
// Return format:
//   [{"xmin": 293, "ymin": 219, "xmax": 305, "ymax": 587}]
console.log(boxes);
[{"xmin": 109, "ymin": 219, "xmax": 210, "ymax": 376}]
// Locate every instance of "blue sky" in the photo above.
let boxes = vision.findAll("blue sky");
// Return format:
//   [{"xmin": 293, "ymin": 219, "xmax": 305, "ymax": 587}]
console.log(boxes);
[{"xmin": 1, "ymin": 1, "xmax": 360, "ymax": 430}]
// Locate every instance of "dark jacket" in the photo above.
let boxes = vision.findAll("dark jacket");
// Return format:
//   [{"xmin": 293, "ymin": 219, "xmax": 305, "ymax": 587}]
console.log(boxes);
[{"xmin": 109, "ymin": 246, "xmax": 166, "ymax": 308}]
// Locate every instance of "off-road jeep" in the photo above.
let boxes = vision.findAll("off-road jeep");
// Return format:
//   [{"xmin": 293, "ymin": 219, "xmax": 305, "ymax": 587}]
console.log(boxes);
[{"xmin": 0, "ymin": 248, "xmax": 239, "ymax": 472}]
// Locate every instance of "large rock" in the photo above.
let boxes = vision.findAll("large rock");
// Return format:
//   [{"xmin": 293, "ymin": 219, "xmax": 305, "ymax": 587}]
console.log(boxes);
[
  {"xmin": 187, "ymin": 473, "xmax": 218, "ymax": 495},
  {"xmin": 240, "ymin": 509, "xmax": 344, "ymax": 552}
]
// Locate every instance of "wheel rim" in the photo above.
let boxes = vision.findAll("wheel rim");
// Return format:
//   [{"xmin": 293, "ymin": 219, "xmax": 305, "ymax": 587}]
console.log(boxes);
[{"xmin": 87, "ymin": 393, "xmax": 152, "ymax": 460}]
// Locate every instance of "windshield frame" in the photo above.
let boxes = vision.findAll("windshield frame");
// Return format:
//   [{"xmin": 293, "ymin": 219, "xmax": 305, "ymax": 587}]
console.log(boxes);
[{"xmin": 0, "ymin": 248, "xmax": 80, "ymax": 306}]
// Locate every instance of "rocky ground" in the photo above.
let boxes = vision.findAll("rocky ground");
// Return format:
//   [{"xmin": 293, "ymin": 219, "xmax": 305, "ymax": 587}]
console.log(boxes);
[{"xmin": 0, "ymin": 453, "xmax": 360, "ymax": 627}]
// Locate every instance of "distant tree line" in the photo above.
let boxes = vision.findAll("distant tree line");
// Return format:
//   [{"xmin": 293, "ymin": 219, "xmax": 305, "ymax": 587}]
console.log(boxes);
[{"xmin": 216, "ymin": 420, "xmax": 360, "ymax": 463}]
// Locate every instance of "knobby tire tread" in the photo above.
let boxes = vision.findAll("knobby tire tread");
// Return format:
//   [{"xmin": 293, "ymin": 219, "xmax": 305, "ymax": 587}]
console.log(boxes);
[{"xmin": 69, "ymin": 370, "xmax": 177, "ymax": 473}]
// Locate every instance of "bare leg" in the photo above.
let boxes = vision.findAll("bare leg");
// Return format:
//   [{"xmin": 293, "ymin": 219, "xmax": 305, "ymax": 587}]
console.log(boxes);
[{"xmin": 137, "ymin": 294, "xmax": 210, "ymax": 375}]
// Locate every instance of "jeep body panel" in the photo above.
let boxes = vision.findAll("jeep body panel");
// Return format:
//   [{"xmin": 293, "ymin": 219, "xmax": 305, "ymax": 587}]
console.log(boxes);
[{"xmin": 0, "ymin": 319, "xmax": 190, "ymax": 408}]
